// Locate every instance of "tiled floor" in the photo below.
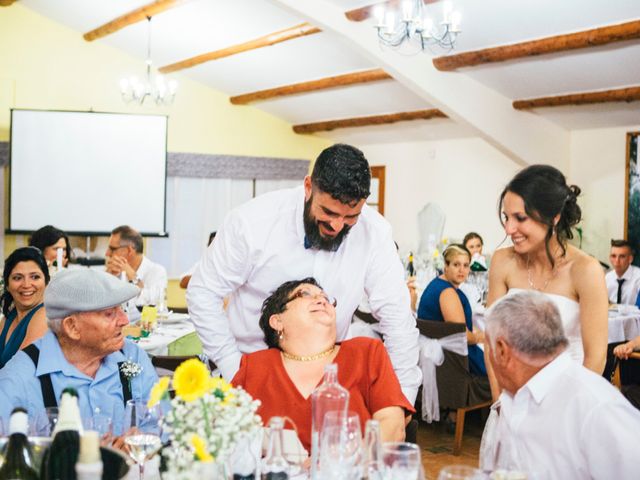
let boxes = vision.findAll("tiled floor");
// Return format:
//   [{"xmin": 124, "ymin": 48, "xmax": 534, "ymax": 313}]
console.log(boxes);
[{"xmin": 417, "ymin": 411, "xmax": 485, "ymax": 479}]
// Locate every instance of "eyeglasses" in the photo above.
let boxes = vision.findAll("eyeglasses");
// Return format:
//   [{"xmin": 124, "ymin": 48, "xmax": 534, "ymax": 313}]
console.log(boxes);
[
  {"xmin": 286, "ymin": 289, "xmax": 337, "ymax": 307},
  {"xmin": 107, "ymin": 244, "xmax": 129, "ymax": 253}
]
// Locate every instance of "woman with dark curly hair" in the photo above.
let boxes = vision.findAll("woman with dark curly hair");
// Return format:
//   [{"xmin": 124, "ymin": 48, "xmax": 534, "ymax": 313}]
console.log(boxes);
[
  {"xmin": 232, "ymin": 277, "xmax": 414, "ymax": 452},
  {"xmin": 487, "ymin": 165, "xmax": 607, "ymax": 387},
  {"xmin": 0, "ymin": 247, "xmax": 50, "ymax": 368}
]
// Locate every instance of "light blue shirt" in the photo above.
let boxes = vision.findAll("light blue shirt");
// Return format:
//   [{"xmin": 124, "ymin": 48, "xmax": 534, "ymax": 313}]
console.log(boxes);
[{"xmin": 0, "ymin": 331, "xmax": 158, "ymax": 435}]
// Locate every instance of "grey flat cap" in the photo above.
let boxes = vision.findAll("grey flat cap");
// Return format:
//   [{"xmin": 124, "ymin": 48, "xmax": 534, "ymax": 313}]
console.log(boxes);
[{"xmin": 45, "ymin": 269, "xmax": 139, "ymax": 319}]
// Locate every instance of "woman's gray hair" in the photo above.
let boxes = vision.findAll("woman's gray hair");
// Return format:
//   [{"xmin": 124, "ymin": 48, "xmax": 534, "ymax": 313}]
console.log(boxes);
[{"xmin": 485, "ymin": 291, "xmax": 568, "ymax": 361}]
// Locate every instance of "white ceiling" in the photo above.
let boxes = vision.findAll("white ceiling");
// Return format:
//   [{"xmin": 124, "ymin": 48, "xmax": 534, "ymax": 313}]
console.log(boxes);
[{"xmin": 18, "ymin": 0, "xmax": 640, "ymax": 145}]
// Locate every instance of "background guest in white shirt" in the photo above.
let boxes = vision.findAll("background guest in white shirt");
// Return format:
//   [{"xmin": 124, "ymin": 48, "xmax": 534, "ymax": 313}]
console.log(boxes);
[
  {"xmin": 483, "ymin": 290, "xmax": 640, "ymax": 479},
  {"xmin": 187, "ymin": 144, "xmax": 421, "ymax": 403},
  {"xmin": 605, "ymin": 239, "xmax": 640, "ymax": 305},
  {"xmin": 105, "ymin": 225, "xmax": 167, "ymax": 306}
]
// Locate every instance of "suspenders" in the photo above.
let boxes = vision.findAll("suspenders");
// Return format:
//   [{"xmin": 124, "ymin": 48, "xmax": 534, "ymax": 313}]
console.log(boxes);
[{"xmin": 23, "ymin": 344, "xmax": 133, "ymax": 408}]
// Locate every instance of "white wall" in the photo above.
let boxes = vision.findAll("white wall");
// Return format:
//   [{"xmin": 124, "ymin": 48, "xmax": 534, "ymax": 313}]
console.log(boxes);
[
  {"xmin": 361, "ymin": 124, "xmax": 640, "ymax": 266},
  {"xmin": 569, "ymin": 124, "xmax": 640, "ymax": 262},
  {"xmin": 361, "ymin": 138, "xmax": 520, "ymax": 256}
]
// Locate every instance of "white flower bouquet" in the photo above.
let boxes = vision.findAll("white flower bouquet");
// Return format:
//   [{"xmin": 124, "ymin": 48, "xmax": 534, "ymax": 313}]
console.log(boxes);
[{"xmin": 147, "ymin": 359, "xmax": 262, "ymax": 476}]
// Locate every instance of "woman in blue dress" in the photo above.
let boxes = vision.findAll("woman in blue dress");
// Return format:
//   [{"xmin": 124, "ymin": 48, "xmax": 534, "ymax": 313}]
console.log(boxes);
[
  {"xmin": 0, "ymin": 247, "xmax": 50, "ymax": 368},
  {"xmin": 417, "ymin": 244, "xmax": 486, "ymax": 376}
]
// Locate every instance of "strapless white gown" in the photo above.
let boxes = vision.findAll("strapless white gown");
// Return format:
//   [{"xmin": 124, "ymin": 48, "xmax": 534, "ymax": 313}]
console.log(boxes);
[{"xmin": 505, "ymin": 288, "xmax": 583, "ymax": 364}]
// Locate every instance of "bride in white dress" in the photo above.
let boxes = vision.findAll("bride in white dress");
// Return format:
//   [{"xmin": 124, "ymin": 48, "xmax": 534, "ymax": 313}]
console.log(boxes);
[{"xmin": 486, "ymin": 165, "xmax": 608, "ymax": 399}]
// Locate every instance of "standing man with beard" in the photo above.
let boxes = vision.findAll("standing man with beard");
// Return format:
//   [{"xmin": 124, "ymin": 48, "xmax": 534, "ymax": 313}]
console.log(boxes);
[{"xmin": 187, "ymin": 144, "xmax": 421, "ymax": 403}]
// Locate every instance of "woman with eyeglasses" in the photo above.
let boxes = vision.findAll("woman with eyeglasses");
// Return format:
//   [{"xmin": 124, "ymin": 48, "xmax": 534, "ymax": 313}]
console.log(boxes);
[
  {"xmin": 232, "ymin": 277, "xmax": 414, "ymax": 453},
  {"xmin": 0, "ymin": 247, "xmax": 50, "ymax": 368}
]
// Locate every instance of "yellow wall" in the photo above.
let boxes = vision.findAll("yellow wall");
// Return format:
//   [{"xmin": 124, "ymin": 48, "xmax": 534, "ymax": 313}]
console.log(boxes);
[{"xmin": 0, "ymin": 4, "xmax": 330, "ymax": 261}]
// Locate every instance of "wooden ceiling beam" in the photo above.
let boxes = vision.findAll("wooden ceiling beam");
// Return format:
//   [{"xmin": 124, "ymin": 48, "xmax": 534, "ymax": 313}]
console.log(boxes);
[
  {"xmin": 230, "ymin": 69, "xmax": 392, "ymax": 105},
  {"xmin": 433, "ymin": 19, "xmax": 640, "ymax": 71},
  {"xmin": 159, "ymin": 23, "xmax": 320, "ymax": 74},
  {"xmin": 513, "ymin": 86, "xmax": 640, "ymax": 110},
  {"xmin": 293, "ymin": 109, "xmax": 446, "ymax": 134},
  {"xmin": 83, "ymin": 0, "xmax": 186, "ymax": 42},
  {"xmin": 345, "ymin": 0, "xmax": 439, "ymax": 22}
]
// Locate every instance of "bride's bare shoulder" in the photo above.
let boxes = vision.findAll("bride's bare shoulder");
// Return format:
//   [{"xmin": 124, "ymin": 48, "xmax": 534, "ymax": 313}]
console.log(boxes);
[{"xmin": 491, "ymin": 246, "xmax": 518, "ymax": 266}]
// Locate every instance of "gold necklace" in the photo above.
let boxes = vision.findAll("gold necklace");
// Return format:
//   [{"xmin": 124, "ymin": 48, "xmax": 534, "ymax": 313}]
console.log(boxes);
[
  {"xmin": 282, "ymin": 345, "xmax": 336, "ymax": 362},
  {"xmin": 526, "ymin": 253, "xmax": 558, "ymax": 291}
]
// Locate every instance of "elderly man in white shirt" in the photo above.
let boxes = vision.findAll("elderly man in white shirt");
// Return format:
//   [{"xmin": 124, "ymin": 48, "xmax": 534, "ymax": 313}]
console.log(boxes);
[
  {"xmin": 482, "ymin": 290, "xmax": 640, "ymax": 479},
  {"xmin": 187, "ymin": 144, "xmax": 421, "ymax": 403},
  {"xmin": 105, "ymin": 225, "xmax": 167, "ymax": 306},
  {"xmin": 605, "ymin": 239, "xmax": 640, "ymax": 305}
]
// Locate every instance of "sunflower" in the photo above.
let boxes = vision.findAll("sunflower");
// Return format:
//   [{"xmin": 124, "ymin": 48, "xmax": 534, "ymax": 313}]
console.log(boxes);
[
  {"xmin": 173, "ymin": 358, "xmax": 211, "ymax": 402},
  {"xmin": 191, "ymin": 434, "xmax": 214, "ymax": 462},
  {"xmin": 210, "ymin": 377, "xmax": 235, "ymax": 405},
  {"xmin": 147, "ymin": 376, "xmax": 170, "ymax": 407}
]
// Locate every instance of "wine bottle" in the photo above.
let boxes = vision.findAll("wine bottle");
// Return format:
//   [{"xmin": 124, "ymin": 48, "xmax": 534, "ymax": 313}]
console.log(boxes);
[
  {"xmin": 310, "ymin": 364, "xmax": 349, "ymax": 480},
  {"xmin": 407, "ymin": 252, "xmax": 415, "ymax": 277},
  {"xmin": 261, "ymin": 416, "xmax": 288, "ymax": 480},
  {"xmin": 40, "ymin": 388, "xmax": 84, "ymax": 480},
  {"xmin": 75, "ymin": 431, "xmax": 103, "ymax": 480},
  {"xmin": 0, "ymin": 407, "xmax": 39, "ymax": 480}
]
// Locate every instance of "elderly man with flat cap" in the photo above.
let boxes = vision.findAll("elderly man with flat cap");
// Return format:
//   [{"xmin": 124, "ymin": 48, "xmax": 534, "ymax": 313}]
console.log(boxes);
[{"xmin": 0, "ymin": 269, "xmax": 157, "ymax": 434}]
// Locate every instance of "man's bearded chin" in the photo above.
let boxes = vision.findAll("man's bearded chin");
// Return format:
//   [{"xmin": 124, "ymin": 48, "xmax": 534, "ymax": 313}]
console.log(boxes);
[{"xmin": 303, "ymin": 198, "xmax": 352, "ymax": 252}]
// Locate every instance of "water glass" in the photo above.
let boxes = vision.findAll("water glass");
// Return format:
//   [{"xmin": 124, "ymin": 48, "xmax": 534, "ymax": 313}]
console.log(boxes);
[
  {"xmin": 319, "ymin": 411, "xmax": 362, "ymax": 479},
  {"xmin": 438, "ymin": 464, "xmax": 486, "ymax": 480},
  {"xmin": 382, "ymin": 442, "xmax": 422, "ymax": 480},
  {"xmin": 83, "ymin": 413, "xmax": 113, "ymax": 438}
]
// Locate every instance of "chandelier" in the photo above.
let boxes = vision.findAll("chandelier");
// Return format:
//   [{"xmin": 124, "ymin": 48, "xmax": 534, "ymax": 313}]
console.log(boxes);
[
  {"xmin": 374, "ymin": 0, "xmax": 461, "ymax": 52},
  {"xmin": 119, "ymin": 16, "xmax": 178, "ymax": 106}
]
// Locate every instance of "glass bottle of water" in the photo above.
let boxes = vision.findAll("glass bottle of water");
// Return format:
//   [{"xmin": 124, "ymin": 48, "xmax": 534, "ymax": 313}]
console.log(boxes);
[
  {"xmin": 310, "ymin": 363, "xmax": 349, "ymax": 480},
  {"xmin": 363, "ymin": 419, "xmax": 383, "ymax": 479},
  {"xmin": 261, "ymin": 416, "xmax": 288, "ymax": 480}
]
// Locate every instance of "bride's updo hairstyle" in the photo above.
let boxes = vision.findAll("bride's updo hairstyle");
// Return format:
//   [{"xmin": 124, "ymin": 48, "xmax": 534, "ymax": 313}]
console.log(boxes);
[{"xmin": 499, "ymin": 164, "xmax": 582, "ymax": 267}]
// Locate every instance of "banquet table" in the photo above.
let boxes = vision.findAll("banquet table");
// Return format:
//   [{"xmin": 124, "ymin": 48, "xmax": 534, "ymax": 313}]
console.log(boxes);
[{"xmin": 133, "ymin": 313, "xmax": 196, "ymax": 356}]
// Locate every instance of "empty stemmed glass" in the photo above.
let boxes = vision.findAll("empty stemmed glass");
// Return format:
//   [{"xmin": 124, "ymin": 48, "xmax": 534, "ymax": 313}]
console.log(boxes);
[
  {"xmin": 383, "ymin": 442, "xmax": 423, "ymax": 480},
  {"xmin": 319, "ymin": 411, "xmax": 362, "ymax": 479},
  {"xmin": 123, "ymin": 400, "xmax": 163, "ymax": 478}
]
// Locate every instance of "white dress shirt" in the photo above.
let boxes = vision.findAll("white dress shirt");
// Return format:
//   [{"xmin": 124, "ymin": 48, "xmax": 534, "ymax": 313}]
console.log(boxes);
[
  {"xmin": 495, "ymin": 352, "xmax": 640, "ymax": 479},
  {"xmin": 605, "ymin": 264, "xmax": 640, "ymax": 304},
  {"xmin": 187, "ymin": 186, "xmax": 421, "ymax": 403},
  {"xmin": 135, "ymin": 255, "xmax": 168, "ymax": 306}
]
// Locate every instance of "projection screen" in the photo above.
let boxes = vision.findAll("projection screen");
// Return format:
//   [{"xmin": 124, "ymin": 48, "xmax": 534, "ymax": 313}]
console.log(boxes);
[{"xmin": 9, "ymin": 109, "xmax": 168, "ymax": 236}]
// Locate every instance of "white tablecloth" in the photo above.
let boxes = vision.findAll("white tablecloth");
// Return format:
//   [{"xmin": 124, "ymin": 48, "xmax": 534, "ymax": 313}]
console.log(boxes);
[{"xmin": 136, "ymin": 317, "xmax": 195, "ymax": 356}]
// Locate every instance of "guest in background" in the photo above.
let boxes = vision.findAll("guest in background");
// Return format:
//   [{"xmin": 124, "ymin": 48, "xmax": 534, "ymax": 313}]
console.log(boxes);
[
  {"xmin": 105, "ymin": 225, "xmax": 167, "ymax": 306},
  {"xmin": 482, "ymin": 291, "xmax": 640, "ymax": 477},
  {"xmin": 417, "ymin": 244, "xmax": 486, "ymax": 376},
  {"xmin": 0, "ymin": 247, "xmax": 50, "ymax": 368},
  {"xmin": 605, "ymin": 239, "xmax": 640, "ymax": 305},
  {"xmin": 232, "ymin": 278, "xmax": 414, "ymax": 452},
  {"xmin": 29, "ymin": 225, "xmax": 71, "ymax": 269},
  {"xmin": 613, "ymin": 334, "xmax": 640, "ymax": 409},
  {"xmin": 463, "ymin": 231, "xmax": 488, "ymax": 270},
  {"xmin": 179, "ymin": 231, "xmax": 217, "ymax": 289},
  {"xmin": 487, "ymin": 165, "xmax": 607, "ymax": 390}
]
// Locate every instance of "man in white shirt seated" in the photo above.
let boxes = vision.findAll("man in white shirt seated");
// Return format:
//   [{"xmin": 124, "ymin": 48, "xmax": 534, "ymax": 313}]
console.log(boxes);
[
  {"xmin": 105, "ymin": 225, "xmax": 167, "ymax": 306},
  {"xmin": 187, "ymin": 144, "xmax": 421, "ymax": 404},
  {"xmin": 605, "ymin": 239, "xmax": 640, "ymax": 305},
  {"xmin": 483, "ymin": 291, "xmax": 640, "ymax": 479}
]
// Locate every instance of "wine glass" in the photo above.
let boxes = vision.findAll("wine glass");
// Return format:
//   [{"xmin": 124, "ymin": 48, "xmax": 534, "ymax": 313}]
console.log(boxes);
[
  {"xmin": 30, "ymin": 407, "xmax": 59, "ymax": 436},
  {"xmin": 123, "ymin": 400, "xmax": 163, "ymax": 478},
  {"xmin": 320, "ymin": 411, "xmax": 362, "ymax": 479},
  {"xmin": 382, "ymin": 442, "xmax": 422, "ymax": 480}
]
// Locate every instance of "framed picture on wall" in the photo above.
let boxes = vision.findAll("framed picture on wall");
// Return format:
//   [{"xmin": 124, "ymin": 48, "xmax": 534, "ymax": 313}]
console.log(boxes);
[{"xmin": 626, "ymin": 132, "xmax": 640, "ymax": 265}]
